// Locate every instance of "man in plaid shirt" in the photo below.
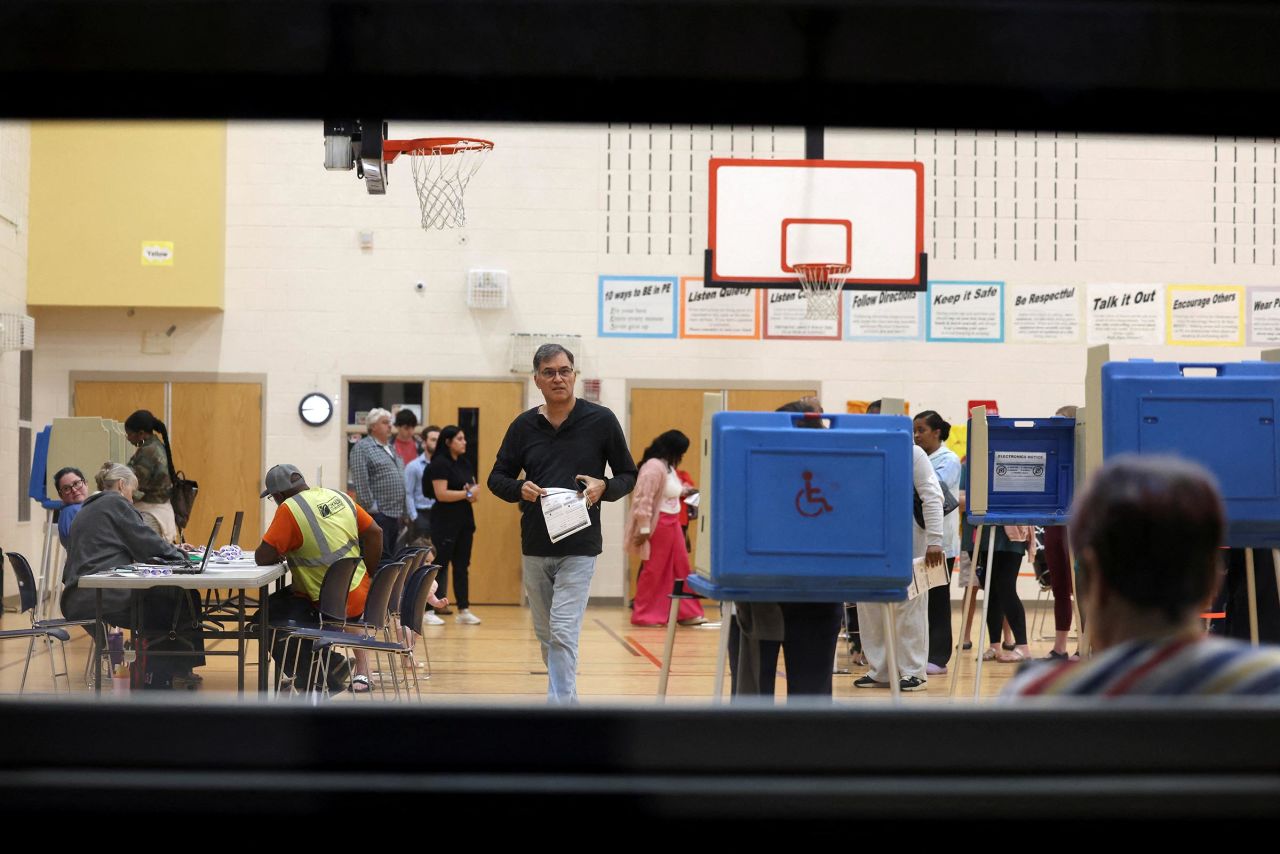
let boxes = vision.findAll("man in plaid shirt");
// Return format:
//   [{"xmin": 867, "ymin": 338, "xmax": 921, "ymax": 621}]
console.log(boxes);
[{"xmin": 348, "ymin": 407, "xmax": 407, "ymax": 559}]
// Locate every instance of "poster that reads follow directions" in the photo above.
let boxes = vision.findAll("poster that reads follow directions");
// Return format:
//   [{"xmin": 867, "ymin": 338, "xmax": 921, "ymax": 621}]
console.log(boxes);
[
  {"xmin": 1007, "ymin": 284, "xmax": 1081, "ymax": 343},
  {"xmin": 1086, "ymin": 283, "xmax": 1164, "ymax": 345},
  {"xmin": 1247, "ymin": 288, "xmax": 1280, "ymax": 346},
  {"xmin": 844, "ymin": 289, "xmax": 924, "ymax": 341},
  {"xmin": 926, "ymin": 281, "xmax": 1004, "ymax": 343},
  {"xmin": 1166, "ymin": 285, "xmax": 1245, "ymax": 347},
  {"xmin": 598, "ymin": 275, "xmax": 679, "ymax": 338},
  {"xmin": 679, "ymin": 278, "xmax": 761, "ymax": 339},
  {"xmin": 763, "ymin": 289, "xmax": 841, "ymax": 340}
]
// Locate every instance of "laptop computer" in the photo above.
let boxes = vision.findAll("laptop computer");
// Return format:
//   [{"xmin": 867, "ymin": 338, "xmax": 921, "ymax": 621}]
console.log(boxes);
[
  {"xmin": 228, "ymin": 510, "xmax": 244, "ymax": 547},
  {"xmin": 169, "ymin": 516, "xmax": 223, "ymax": 574}
]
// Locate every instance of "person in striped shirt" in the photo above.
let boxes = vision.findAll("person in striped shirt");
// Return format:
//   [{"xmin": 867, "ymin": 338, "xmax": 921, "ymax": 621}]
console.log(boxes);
[{"xmin": 1004, "ymin": 455, "xmax": 1280, "ymax": 698}]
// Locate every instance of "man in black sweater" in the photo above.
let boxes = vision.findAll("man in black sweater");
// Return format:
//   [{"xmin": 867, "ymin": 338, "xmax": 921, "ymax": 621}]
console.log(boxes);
[{"xmin": 488, "ymin": 344, "xmax": 637, "ymax": 701}]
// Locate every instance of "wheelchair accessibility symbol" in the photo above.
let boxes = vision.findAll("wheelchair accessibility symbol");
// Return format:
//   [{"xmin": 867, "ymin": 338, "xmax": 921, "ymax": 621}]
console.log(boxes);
[{"xmin": 795, "ymin": 471, "xmax": 834, "ymax": 518}]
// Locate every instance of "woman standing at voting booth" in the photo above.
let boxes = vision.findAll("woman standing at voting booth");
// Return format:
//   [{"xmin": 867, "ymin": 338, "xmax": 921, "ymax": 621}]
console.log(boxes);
[
  {"xmin": 124, "ymin": 409, "xmax": 180, "ymax": 543},
  {"xmin": 913, "ymin": 411, "xmax": 962, "ymax": 674},
  {"xmin": 628, "ymin": 430, "xmax": 705, "ymax": 627}
]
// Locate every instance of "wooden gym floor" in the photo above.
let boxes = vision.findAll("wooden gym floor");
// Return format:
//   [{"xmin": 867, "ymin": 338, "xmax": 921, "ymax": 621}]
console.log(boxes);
[{"xmin": 0, "ymin": 601, "xmax": 1068, "ymax": 702}]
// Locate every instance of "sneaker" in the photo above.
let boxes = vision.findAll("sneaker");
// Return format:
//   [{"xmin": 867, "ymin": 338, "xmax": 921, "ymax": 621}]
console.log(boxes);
[
  {"xmin": 1043, "ymin": 649, "xmax": 1070, "ymax": 661},
  {"xmin": 853, "ymin": 675, "xmax": 889, "ymax": 689},
  {"xmin": 899, "ymin": 676, "xmax": 928, "ymax": 692},
  {"xmin": 455, "ymin": 609, "xmax": 482, "ymax": 625},
  {"xmin": 925, "ymin": 662, "xmax": 948, "ymax": 675},
  {"xmin": 423, "ymin": 611, "xmax": 445, "ymax": 626}
]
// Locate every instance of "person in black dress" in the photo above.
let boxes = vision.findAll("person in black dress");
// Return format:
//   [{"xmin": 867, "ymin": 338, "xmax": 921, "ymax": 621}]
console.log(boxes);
[{"xmin": 428, "ymin": 425, "xmax": 482, "ymax": 625}]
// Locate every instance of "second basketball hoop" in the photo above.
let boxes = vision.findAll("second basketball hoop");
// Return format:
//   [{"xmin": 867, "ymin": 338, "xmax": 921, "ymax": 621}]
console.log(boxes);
[{"xmin": 793, "ymin": 263, "xmax": 849, "ymax": 320}]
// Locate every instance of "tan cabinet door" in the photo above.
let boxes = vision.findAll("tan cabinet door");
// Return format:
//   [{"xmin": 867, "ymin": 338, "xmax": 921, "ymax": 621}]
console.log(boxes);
[
  {"xmin": 726, "ymin": 388, "xmax": 817, "ymax": 413},
  {"xmin": 73, "ymin": 382, "xmax": 165, "ymax": 425},
  {"xmin": 428, "ymin": 381, "xmax": 526, "ymax": 604},
  {"xmin": 170, "ymin": 382, "xmax": 263, "ymax": 546}
]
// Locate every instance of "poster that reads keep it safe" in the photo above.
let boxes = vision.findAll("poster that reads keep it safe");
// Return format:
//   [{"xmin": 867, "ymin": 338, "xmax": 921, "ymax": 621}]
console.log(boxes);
[
  {"xmin": 1165, "ymin": 285, "xmax": 1245, "ymax": 347},
  {"xmin": 1086, "ymin": 283, "xmax": 1165, "ymax": 345}
]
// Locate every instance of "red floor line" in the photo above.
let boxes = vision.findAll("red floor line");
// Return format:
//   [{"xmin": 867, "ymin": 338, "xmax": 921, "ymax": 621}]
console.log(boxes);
[{"xmin": 625, "ymin": 636, "xmax": 664, "ymax": 669}]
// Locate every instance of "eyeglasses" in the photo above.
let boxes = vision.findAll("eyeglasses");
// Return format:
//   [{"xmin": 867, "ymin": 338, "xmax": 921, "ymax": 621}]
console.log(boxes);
[
  {"xmin": 538, "ymin": 367, "xmax": 578, "ymax": 380},
  {"xmin": 57, "ymin": 479, "xmax": 86, "ymax": 495}
]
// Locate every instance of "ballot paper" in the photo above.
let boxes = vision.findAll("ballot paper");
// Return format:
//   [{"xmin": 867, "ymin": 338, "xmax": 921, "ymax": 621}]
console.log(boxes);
[
  {"xmin": 541, "ymin": 488, "xmax": 593, "ymax": 543},
  {"xmin": 906, "ymin": 556, "xmax": 950, "ymax": 600}
]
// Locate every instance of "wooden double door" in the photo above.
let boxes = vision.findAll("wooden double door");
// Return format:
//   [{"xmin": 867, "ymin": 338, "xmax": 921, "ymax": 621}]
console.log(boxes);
[
  {"xmin": 73, "ymin": 380, "xmax": 264, "ymax": 545},
  {"xmin": 625, "ymin": 387, "xmax": 817, "ymax": 599},
  {"xmin": 427, "ymin": 380, "xmax": 525, "ymax": 605}
]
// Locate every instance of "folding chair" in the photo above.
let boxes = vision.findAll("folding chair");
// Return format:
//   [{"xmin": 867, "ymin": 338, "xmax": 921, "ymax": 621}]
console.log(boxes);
[
  {"xmin": 270, "ymin": 556, "xmax": 360, "ymax": 696},
  {"xmin": 4, "ymin": 552, "xmax": 96, "ymax": 694}
]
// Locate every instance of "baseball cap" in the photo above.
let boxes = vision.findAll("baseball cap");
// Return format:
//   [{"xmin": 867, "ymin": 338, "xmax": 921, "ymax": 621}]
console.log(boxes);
[{"xmin": 261, "ymin": 463, "xmax": 306, "ymax": 498}]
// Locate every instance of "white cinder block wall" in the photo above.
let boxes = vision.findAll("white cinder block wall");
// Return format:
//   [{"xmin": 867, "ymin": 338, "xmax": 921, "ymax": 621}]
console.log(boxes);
[{"xmin": 12, "ymin": 122, "xmax": 1280, "ymax": 599}]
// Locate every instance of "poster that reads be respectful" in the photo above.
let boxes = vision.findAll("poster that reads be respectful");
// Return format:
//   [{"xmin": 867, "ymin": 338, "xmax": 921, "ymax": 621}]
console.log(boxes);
[
  {"xmin": 1086, "ymin": 283, "xmax": 1165, "ymax": 345},
  {"xmin": 763, "ymin": 289, "xmax": 841, "ymax": 340},
  {"xmin": 844, "ymin": 289, "xmax": 924, "ymax": 341},
  {"xmin": 1166, "ymin": 285, "xmax": 1245, "ymax": 347},
  {"xmin": 1008, "ymin": 284, "xmax": 1081, "ymax": 343},
  {"xmin": 925, "ymin": 281, "xmax": 1004, "ymax": 343},
  {"xmin": 598, "ymin": 275, "xmax": 679, "ymax": 338},
  {"xmin": 679, "ymin": 278, "xmax": 761, "ymax": 339},
  {"xmin": 1247, "ymin": 287, "xmax": 1280, "ymax": 346}
]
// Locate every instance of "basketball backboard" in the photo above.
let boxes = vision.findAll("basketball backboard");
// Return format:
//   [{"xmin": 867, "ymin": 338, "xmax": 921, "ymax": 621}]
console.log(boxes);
[{"xmin": 705, "ymin": 158, "xmax": 926, "ymax": 291}]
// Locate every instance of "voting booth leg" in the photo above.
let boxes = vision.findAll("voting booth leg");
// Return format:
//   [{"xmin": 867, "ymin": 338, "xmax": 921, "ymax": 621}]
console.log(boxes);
[
  {"xmin": 884, "ymin": 605, "xmax": 902, "ymax": 701},
  {"xmin": 1273, "ymin": 550, "xmax": 1280, "ymax": 619},
  {"xmin": 714, "ymin": 601, "xmax": 734, "ymax": 702},
  {"xmin": 950, "ymin": 525, "xmax": 982, "ymax": 700},
  {"xmin": 972, "ymin": 526, "xmax": 998, "ymax": 699},
  {"xmin": 1245, "ymin": 548, "xmax": 1260, "ymax": 647},
  {"xmin": 657, "ymin": 587, "xmax": 683, "ymax": 699},
  {"xmin": 36, "ymin": 509, "xmax": 59, "ymax": 623},
  {"xmin": 93, "ymin": 589, "xmax": 104, "ymax": 696}
]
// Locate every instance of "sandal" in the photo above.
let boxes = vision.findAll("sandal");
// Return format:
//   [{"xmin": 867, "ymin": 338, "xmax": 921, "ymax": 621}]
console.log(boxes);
[
  {"xmin": 351, "ymin": 674, "xmax": 373, "ymax": 693},
  {"xmin": 996, "ymin": 650, "xmax": 1026, "ymax": 663},
  {"xmin": 981, "ymin": 648, "xmax": 997, "ymax": 661}
]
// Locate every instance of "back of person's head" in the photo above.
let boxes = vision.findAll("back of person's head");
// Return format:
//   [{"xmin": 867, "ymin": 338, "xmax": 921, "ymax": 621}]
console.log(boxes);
[
  {"xmin": 1070, "ymin": 455, "xmax": 1224, "ymax": 623},
  {"xmin": 777, "ymin": 399, "xmax": 826, "ymax": 429},
  {"xmin": 432, "ymin": 425, "xmax": 462, "ymax": 460},
  {"xmin": 97, "ymin": 462, "xmax": 137, "ymax": 493},
  {"xmin": 913, "ymin": 410, "xmax": 951, "ymax": 441},
  {"xmin": 866, "ymin": 399, "xmax": 882, "ymax": 414},
  {"xmin": 125, "ymin": 409, "xmax": 165, "ymax": 437},
  {"xmin": 641, "ymin": 429, "xmax": 690, "ymax": 464},
  {"xmin": 1055, "ymin": 404, "xmax": 1079, "ymax": 418}
]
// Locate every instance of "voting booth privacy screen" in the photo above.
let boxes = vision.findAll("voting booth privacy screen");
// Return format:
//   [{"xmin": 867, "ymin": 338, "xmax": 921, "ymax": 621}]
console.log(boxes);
[
  {"xmin": 687, "ymin": 412, "xmax": 913, "ymax": 602},
  {"xmin": 966, "ymin": 417, "xmax": 1075, "ymax": 527},
  {"xmin": 1102, "ymin": 360, "xmax": 1280, "ymax": 547}
]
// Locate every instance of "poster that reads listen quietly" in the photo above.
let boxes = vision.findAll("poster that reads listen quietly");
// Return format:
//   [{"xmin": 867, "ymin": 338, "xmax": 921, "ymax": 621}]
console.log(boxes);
[
  {"xmin": 925, "ymin": 281, "xmax": 1004, "ymax": 343},
  {"xmin": 679, "ymin": 278, "xmax": 761, "ymax": 339},
  {"xmin": 598, "ymin": 275, "xmax": 679, "ymax": 338},
  {"xmin": 762, "ymin": 289, "xmax": 841, "ymax": 340},
  {"xmin": 844, "ymin": 289, "xmax": 924, "ymax": 341},
  {"xmin": 1247, "ymin": 287, "xmax": 1280, "ymax": 346},
  {"xmin": 1166, "ymin": 285, "xmax": 1245, "ymax": 347},
  {"xmin": 1086, "ymin": 283, "xmax": 1165, "ymax": 345},
  {"xmin": 1008, "ymin": 284, "xmax": 1081, "ymax": 343}
]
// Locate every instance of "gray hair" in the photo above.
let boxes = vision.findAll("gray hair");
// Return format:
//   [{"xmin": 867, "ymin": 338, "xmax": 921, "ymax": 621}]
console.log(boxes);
[
  {"xmin": 96, "ymin": 462, "xmax": 137, "ymax": 492},
  {"xmin": 365, "ymin": 407, "xmax": 393, "ymax": 430},
  {"xmin": 532, "ymin": 343, "xmax": 575, "ymax": 372}
]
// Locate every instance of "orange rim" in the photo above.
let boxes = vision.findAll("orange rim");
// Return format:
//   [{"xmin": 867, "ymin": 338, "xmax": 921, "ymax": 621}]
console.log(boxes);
[{"xmin": 383, "ymin": 137, "xmax": 495, "ymax": 163}]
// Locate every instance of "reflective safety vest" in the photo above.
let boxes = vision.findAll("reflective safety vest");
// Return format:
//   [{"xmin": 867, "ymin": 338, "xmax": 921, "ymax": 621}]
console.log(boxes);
[{"xmin": 283, "ymin": 487, "xmax": 367, "ymax": 602}]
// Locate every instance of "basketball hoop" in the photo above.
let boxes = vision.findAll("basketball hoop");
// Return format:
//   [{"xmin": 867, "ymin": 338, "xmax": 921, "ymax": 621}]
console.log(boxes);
[
  {"xmin": 792, "ymin": 263, "xmax": 850, "ymax": 320},
  {"xmin": 384, "ymin": 137, "xmax": 495, "ymax": 230}
]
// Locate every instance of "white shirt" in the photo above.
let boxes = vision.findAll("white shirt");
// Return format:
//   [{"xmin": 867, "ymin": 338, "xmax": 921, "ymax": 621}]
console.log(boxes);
[{"xmin": 911, "ymin": 444, "xmax": 945, "ymax": 559}]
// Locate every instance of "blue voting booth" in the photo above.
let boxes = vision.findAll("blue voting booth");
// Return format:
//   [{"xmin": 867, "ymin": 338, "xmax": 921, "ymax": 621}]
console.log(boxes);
[
  {"xmin": 28, "ymin": 425, "xmax": 62, "ymax": 511},
  {"xmin": 1103, "ymin": 360, "xmax": 1280, "ymax": 547},
  {"xmin": 965, "ymin": 416, "xmax": 1076, "ymax": 527},
  {"xmin": 685, "ymin": 412, "xmax": 914, "ymax": 603}
]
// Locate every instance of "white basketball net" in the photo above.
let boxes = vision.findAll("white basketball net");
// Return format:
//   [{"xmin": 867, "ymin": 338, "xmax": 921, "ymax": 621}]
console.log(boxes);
[
  {"xmin": 793, "ymin": 263, "xmax": 850, "ymax": 320},
  {"xmin": 404, "ymin": 139, "xmax": 493, "ymax": 230}
]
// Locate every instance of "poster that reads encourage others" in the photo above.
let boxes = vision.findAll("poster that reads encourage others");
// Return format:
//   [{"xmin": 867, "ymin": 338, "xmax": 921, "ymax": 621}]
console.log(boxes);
[
  {"xmin": 926, "ymin": 281, "xmax": 1004, "ymax": 343},
  {"xmin": 763, "ymin": 289, "xmax": 841, "ymax": 340},
  {"xmin": 1247, "ymin": 287, "xmax": 1280, "ymax": 346},
  {"xmin": 1086, "ymin": 283, "xmax": 1165, "ymax": 345},
  {"xmin": 1007, "ymin": 285, "xmax": 1081, "ymax": 343},
  {"xmin": 598, "ymin": 275, "xmax": 679, "ymax": 338},
  {"xmin": 844, "ymin": 289, "xmax": 924, "ymax": 341},
  {"xmin": 679, "ymin": 278, "xmax": 761, "ymax": 339},
  {"xmin": 1166, "ymin": 285, "xmax": 1245, "ymax": 347}
]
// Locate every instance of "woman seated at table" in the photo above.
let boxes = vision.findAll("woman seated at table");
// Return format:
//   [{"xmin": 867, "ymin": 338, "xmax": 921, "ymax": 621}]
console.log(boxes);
[{"xmin": 61, "ymin": 462, "xmax": 205, "ymax": 690}]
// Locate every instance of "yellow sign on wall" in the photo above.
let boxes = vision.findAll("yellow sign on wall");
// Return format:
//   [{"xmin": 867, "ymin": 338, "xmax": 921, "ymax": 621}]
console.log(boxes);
[{"xmin": 141, "ymin": 241, "xmax": 174, "ymax": 266}]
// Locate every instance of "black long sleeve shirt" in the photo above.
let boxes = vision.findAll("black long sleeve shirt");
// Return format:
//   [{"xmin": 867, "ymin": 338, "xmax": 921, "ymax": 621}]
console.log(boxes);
[{"xmin": 488, "ymin": 398, "xmax": 638, "ymax": 556}]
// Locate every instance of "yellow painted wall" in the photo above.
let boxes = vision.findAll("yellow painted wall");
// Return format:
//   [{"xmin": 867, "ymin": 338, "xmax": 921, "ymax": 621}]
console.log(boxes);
[{"xmin": 27, "ymin": 121, "xmax": 226, "ymax": 308}]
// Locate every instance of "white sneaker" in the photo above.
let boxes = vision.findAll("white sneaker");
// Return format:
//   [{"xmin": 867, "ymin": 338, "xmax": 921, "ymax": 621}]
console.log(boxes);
[
  {"xmin": 455, "ymin": 609, "xmax": 482, "ymax": 625},
  {"xmin": 423, "ymin": 611, "xmax": 445, "ymax": 626}
]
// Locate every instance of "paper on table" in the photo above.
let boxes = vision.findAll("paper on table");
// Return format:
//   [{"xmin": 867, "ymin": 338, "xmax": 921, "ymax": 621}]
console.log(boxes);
[
  {"xmin": 541, "ymin": 487, "xmax": 593, "ymax": 543},
  {"xmin": 906, "ymin": 556, "xmax": 950, "ymax": 600}
]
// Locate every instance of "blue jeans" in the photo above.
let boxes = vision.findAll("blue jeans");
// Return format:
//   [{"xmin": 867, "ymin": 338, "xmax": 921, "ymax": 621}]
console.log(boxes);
[{"xmin": 522, "ymin": 554, "xmax": 596, "ymax": 702}]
